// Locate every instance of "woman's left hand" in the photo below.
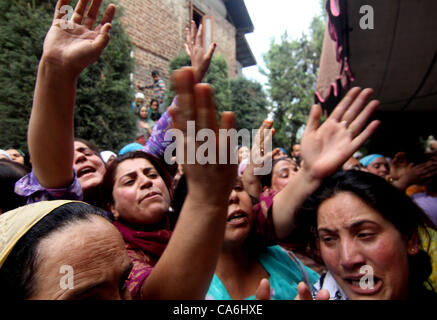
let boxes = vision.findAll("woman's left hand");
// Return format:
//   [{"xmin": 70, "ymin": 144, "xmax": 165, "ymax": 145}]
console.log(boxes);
[{"xmin": 184, "ymin": 20, "xmax": 216, "ymax": 84}]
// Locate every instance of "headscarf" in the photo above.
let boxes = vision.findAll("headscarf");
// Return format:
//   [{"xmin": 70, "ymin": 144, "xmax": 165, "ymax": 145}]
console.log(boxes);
[
  {"xmin": 359, "ymin": 154, "xmax": 384, "ymax": 168},
  {"xmin": 0, "ymin": 200, "xmax": 79, "ymax": 268},
  {"xmin": 0, "ymin": 149, "xmax": 11, "ymax": 160},
  {"xmin": 119, "ymin": 143, "xmax": 144, "ymax": 156},
  {"xmin": 100, "ymin": 150, "xmax": 117, "ymax": 163}
]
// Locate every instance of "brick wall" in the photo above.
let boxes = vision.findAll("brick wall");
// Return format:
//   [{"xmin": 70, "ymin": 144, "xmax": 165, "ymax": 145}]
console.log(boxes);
[{"xmin": 117, "ymin": 0, "xmax": 238, "ymax": 105}]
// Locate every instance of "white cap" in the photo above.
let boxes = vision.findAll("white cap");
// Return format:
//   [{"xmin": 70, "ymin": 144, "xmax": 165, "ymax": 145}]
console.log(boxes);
[
  {"xmin": 100, "ymin": 151, "xmax": 117, "ymax": 163},
  {"xmin": 135, "ymin": 92, "xmax": 145, "ymax": 100}
]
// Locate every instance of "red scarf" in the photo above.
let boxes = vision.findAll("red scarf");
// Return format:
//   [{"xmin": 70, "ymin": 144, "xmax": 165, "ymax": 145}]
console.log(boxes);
[{"xmin": 113, "ymin": 220, "xmax": 172, "ymax": 259}]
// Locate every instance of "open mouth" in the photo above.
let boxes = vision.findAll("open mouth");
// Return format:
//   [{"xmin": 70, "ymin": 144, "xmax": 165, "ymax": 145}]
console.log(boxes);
[
  {"xmin": 77, "ymin": 166, "xmax": 96, "ymax": 178},
  {"xmin": 343, "ymin": 275, "xmax": 382, "ymax": 295},
  {"xmin": 226, "ymin": 210, "xmax": 249, "ymax": 225}
]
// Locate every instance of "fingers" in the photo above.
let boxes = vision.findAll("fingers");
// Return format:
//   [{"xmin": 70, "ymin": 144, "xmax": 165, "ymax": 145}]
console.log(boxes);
[
  {"xmin": 194, "ymin": 84, "xmax": 218, "ymax": 133},
  {"xmin": 341, "ymin": 88, "xmax": 374, "ymax": 125},
  {"xmin": 220, "ymin": 112, "xmax": 236, "ymax": 130},
  {"xmin": 347, "ymin": 99, "xmax": 379, "ymax": 137},
  {"xmin": 94, "ymin": 23, "xmax": 112, "ymax": 50},
  {"xmin": 315, "ymin": 289, "xmax": 330, "ymax": 300},
  {"xmin": 205, "ymin": 42, "xmax": 217, "ymax": 61},
  {"xmin": 255, "ymin": 278, "xmax": 271, "ymax": 300},
  {"xmin": 190, "ymin": 20, "xmax": 197, "ymax": 44},
  {"xmin": 295, "ymin": 282, "xmax": 313, "ymax": 300},
  {"xmin": 83, "ymin": 0, "xmax": 103, "ymax": 29},
  {"xmin": 99, "ymin": 4, "xmax": 116, "ymax": 26},
  {"xmin": 171, "ymin": 68, "xmax": 196, "ymax": 133},
  {"xmin": 54, "ymin": 0, "xmax": 71, "ymax": 20},
  {"xmin": 72, "ymin": 0, "xmax": 90, "ymax": 24},
  {"xmin": 330, "ymin": 87, "xmax": 362, "ymax": 122},
  {"xmin": 350, "ymin": 120, "xmax": 381, "ymax": 151},
  {"xmin": 304, "ymin": 104, "xmax": 322, "ymax": 135},
  {"xmin": 196, "ymin": 23, "xmax": 204, "ymax": 47}
]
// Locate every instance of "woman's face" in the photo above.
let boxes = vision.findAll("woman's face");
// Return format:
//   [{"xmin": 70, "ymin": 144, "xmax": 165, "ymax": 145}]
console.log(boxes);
[
  {"xmin": 271, "ymin": 159, "xmax": 297, "ymax": 192},
  {"xmin": 150, "ymin": 101, "xmax": 159, "ymax": 111},
  {"xmin": 6, "ymin": 149, "xmax": 24, "ymax": 165},
  {"xmin": 238, "ymin": 147, "xmax": 249, "ymax": 163},
  {"xmin": 316, "ymin": 192, "xmax": 417, "ymax": 300},
  {"xmin": 365, "ymin": 157, "xmax": 389, "ymax": 179},
  {"xmin": 223, "ymin": 178, "xmax": 254, "ymax": 246},
  {"xmin": 30, "ymin": 216, "xmax": 132, "ymax": 300},
  {"xmin": 139, "ymin": 107, "xmax": 148, "ymax": 119},
  {"xmin": 73, "ymin": 141, "xmax": 106, "ymax": 192},
  {"xmin": 110, "ymin": 158, "xmax": 171, "ymax": 225}
]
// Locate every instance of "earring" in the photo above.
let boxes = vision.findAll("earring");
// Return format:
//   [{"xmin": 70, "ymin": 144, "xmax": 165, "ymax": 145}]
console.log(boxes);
[{"xmin": 408, "ymin": 247, "xmax": 418, "ymax": 254}]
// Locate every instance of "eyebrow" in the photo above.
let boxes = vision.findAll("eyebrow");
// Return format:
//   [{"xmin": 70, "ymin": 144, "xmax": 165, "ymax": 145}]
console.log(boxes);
[
  {"xmin": 64, "ymin": 262, "xmax": 134, "ymax": 299},
  {"xmin": 318, "ymin": 220, "xmax": 378, "ymax": 233},
  {"xmin": 120, "ymin": 167, "xmax": 154, "ymax": 179}
]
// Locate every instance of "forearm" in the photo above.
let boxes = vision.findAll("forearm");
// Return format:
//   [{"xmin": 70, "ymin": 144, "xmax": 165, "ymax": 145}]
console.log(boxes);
[
  {"xmin": 242, "ymin": 163, "xmax": 262, "ymax": 199},
  {"xmin": 272, "ymin": 167, "xmax": 322, "ymax": 239},
  {"xmin": 140, "ymin": 193, "xmax": 227, "ymax": 299},
  {"xmin": 28, "ymin": 58, "xmax": 77, "ymax": 188}
]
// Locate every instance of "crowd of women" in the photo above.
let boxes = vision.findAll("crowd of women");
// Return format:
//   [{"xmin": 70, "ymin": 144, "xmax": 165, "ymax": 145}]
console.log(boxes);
[{"xmin": 1, "ymin": 0, "xmax": 437, "ymax": 300}]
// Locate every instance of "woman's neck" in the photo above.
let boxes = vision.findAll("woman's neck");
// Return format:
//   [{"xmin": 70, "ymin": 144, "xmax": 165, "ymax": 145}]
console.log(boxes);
[{"xmin": 215, "ymin": 243, "xmax": 268, "ymax": 299}]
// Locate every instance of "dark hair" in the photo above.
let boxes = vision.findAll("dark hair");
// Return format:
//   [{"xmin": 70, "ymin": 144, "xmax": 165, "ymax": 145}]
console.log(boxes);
[
  {"xmin": 74, "ymin": 138, "xmax": 102, "ymax": 160},
  {"xmin": 295, "ymin": 170, "xmax": 435, "ymax": 295},
  {"xmin": 260, "ymin": 156, "xmax": 296, "ymax": 189},
  {"xmin": 151, "ymin": 70, "xmax": 160, "ymax": 77},
  {"xmin": 0, "ymin": 159, "xmax": 29, "ymax": 213},
  {"xmin": 100, "ymin": 151, "xmax": 176, "ymax": 211},
  {"xmin": 0, "ymin": 202, "xmax": 110, "ymax": 299},
  {"xmin": 150, "ymin": 99, "xmax": 159, "ymax": 106}
]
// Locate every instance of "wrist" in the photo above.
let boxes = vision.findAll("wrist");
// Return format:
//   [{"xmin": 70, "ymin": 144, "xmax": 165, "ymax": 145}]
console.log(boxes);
[{"xmin": 39, "ymin": 56, "xmax": 79, "ymax": 82}]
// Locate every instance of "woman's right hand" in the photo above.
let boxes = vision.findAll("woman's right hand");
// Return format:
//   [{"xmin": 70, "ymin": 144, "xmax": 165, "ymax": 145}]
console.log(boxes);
[
  {"xmin": 169, "ymin": 67, "xmax": 237, "ymax": 205},
  {"xmin": 42, "ymin": 0, "xmax": 115, "ymax": 76},
  {"xmin": 294, "ymin": 282, "xmax": 330, "ymax": 300}
]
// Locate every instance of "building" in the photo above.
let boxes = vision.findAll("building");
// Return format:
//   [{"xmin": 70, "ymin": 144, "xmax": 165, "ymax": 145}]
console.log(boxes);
[{"xmin": 117, "ymin": 0, "xmax": 256, "ymax": 103}]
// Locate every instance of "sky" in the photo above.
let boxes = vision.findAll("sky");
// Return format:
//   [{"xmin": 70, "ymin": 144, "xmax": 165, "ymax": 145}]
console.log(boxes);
[{"xmin": 242, "ymin": 0, "xmax": 324, "ymax": 86}]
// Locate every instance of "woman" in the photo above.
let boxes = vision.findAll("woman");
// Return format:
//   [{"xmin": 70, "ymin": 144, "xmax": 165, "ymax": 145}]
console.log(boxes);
[
  {"xmin": 0, "ymin": 159, "xmax": 29, "ymax": 214},
  {"xmin": 206, "ymin": 176, "xmax": 319, "ymax": 300},
  {"xmin": 295, "ymin": 170, "xmax": 437, "ymax": 300},
  {"xmin": 18, "ymin": 0, "xmax": 214, "ymax": 207},
  {"xmin": 0, "ymin": 200, "xmax": 132, "ymax": 300},
  {"xmin": 135, "ymin": 106, "xmax": 154, "ymax": 145}
]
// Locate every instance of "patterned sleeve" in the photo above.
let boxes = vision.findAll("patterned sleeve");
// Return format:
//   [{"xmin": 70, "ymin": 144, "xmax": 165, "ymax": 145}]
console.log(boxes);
[
  {"xmin": 251, "ymin": 189, "xmax": 278, "ymax": 246},
  {"xmin": 14, "ymin": 170, "xmax": 83, "ymax": 204},
  {"xmin": 125, "ymin": 247, "xmax": 154, "ymax": 300},
  {"xmin": 143, "ymin": 96, "xmax": 178, "ymax": 158}
]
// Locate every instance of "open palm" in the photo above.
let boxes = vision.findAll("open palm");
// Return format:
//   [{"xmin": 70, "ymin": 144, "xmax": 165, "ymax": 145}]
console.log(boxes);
[
  {"xmin": 42, "ymin": 0, "xmax": 115, "ymax": 76},
  {"xmin": 301, "ymin": 88, "xmax": 380, "ymax": 179}
]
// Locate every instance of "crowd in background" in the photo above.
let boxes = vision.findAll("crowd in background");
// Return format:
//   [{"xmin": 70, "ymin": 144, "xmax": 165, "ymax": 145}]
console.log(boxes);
[{"xmin": 1, "ymin": 0, "xmax": 437, "ymax": 301}]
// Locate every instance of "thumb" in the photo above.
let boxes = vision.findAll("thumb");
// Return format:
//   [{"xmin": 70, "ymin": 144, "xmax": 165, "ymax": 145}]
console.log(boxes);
[{"xmin": 255, "ymin": 278, "xmax": 270, "ymax": 300}]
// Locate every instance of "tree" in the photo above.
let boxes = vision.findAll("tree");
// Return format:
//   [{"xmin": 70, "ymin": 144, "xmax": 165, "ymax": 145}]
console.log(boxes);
[
  {"xmin": 262, "ymin": 14, "xmax": 326, "ymax": 150},
  {"xmin": 167, "ymin": 51, "xmax": 231, "ymax": 115},
  {"xmin": 0, "ymin": 0, "xmax": 135, "ymax": 153},
  {"xmin": 229, "ymin": 77, "xmax": 268, "ymax": 132}
]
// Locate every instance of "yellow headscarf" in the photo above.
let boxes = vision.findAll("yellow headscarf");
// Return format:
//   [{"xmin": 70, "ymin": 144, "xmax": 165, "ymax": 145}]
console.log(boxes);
[{"xmin": 0, "ymin": 200, "xmax": 81, "ymax": 268}]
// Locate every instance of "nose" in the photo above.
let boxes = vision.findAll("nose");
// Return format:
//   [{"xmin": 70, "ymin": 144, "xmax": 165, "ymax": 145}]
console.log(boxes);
[
  {"xmin": 339, "ymin": 239, "xmax": 365, "ymax": 271},
  {"xmin": 228, "ymin": 190, "xmax": 240, "ymax": 205},
  {"xmin": 74, "ymin": 151, "xmax": 87, "ymax": 165},
  {"xmin": 139, "ymin": 173, "xmax": 153, "ymax": 190}
]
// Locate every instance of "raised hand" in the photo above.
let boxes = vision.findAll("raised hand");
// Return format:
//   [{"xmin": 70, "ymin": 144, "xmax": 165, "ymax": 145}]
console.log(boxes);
[
  {"xmin": 294, "ymin": 282, "xmax": 330, "ymax": 300},
  {"xmin": 255, "ymin": 278, "xmax": 271, "ymax": 300},
  {"xmin": 43, "ymin": 0, "xmax": 115, "ymax": 76},
  {"xmin": 301, "ymin": 87, "xmax": 380, "ymax": 180},
  {"xmin": 169, "ymin": 67, "xmax": 237, "ymax": 205},
  {"xmin": 184, "ymin": 20, "xmax": 217, "ymax": 84}
]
